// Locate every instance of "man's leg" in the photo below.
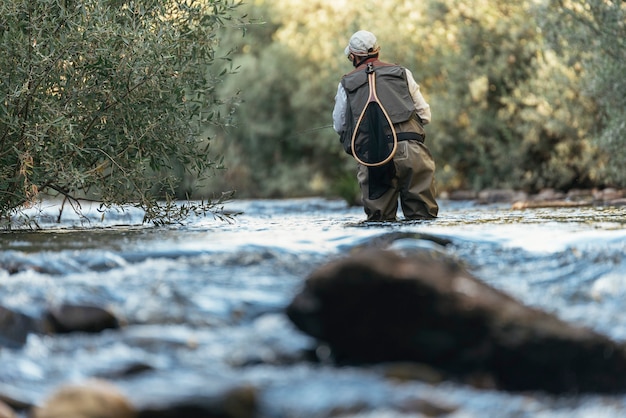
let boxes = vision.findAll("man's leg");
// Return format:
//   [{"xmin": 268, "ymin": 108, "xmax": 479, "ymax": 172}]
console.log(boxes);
[
  {"xmin": 357, "ymin": 164, "xmax": 399, "ymax": 221},
  {"xmin": 398, "ymin": 141, "xmax": 438, "ymax": 219}
]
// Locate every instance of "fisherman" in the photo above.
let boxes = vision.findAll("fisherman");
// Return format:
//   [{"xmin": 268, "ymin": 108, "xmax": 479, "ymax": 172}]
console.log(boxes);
[{"xmin": 332, "ymin": 30, "xmax": 438, "ymax": 221}]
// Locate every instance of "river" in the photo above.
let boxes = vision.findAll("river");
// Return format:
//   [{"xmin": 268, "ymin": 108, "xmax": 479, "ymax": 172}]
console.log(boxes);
[{"xmin": 2, "ymin": 197, "xmax": 626, "ymax": 417}]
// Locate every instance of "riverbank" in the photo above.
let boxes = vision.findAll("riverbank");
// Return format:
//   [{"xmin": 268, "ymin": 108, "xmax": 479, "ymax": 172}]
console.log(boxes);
[{"xmin": 443, "ymin": 187, "xmax": 626, "ymax": 208}]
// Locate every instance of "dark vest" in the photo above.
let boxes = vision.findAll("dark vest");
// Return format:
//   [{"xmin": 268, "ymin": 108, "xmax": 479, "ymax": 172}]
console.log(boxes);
[{"xmin": 339, "ymin": 60, "xmax": 425, "ymax": 154}]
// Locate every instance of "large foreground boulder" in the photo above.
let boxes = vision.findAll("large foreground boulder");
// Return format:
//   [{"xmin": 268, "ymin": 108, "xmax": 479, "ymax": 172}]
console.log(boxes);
[{"xmin": 286, "ymin": 249, "xmax": 626, "ymax": 393}]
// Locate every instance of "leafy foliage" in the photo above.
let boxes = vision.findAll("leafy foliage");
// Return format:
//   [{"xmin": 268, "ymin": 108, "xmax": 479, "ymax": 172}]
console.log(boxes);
[
  {"xmin": 0, "ymin": 0, "xmax": 247, "ymax": 223},
  {"xmin": 208, "ymin": 0, "xmax": 623, "ymax": 200},
  {"xmin": 422, "ymin": 1, "xmax": 600, "ymax": 191},
  {"xmin": 205, "ymin": 1, "xmax": 351, "ymax": 198},
  {"xmin": 540, "ymin": 0, "xmax": 626, "ymax": 186}
]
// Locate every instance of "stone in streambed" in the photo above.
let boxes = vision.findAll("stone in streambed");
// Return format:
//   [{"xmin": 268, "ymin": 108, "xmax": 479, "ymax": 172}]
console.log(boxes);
[
  {"xmin": 29, "ymin": 377, "xmax": 257, "ymax": 418},
  {"xmin": 135, "ymin": 385, "xmax": 257, "ymax": 418},
  {"xmin": 0, "ymin": 305, "xmax": 40, "ymax": 348},
  {"xmin": 44, "ymin": 304, "xmax": 120, "ymax": 334},
  {"xmin": 0, "ymin": 303, "xmax": 121, "ymax": 349},
  {"xmin": 31, "ymin": 380, "xmax": 136, "ymax": 418},
  {"xmin": 286, "ymin": 249, "xmax": 626, "ymax": 393},
  {"xmin": 0, "ymin": 400, "xmax": 16, "ymax": 418}
]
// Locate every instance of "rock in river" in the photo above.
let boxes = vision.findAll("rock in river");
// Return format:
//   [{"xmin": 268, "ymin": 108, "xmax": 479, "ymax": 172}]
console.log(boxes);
[
  {"xmin": 0, "ymin": 305, "xmax": 40, "ymax": 348},
  {"xmin": 286, "ymin": 248, "xmax": 626, "ymax": 393},
  {"xmin": 0, "ymin": 303, "xmax": 120, "ymax": 349},
  {"xmin": 31, "ymin": 380, "xmax": 135, "ymax": 418},
  {"xmin": 45, "ymin": 304, "xmax": 120, "ymax": 334}
]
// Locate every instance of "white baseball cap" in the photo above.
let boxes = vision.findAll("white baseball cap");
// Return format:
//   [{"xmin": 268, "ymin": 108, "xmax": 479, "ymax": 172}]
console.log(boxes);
[{"xmin": 344, "ymin": 30, "xmax": 380, "ymax": 57}]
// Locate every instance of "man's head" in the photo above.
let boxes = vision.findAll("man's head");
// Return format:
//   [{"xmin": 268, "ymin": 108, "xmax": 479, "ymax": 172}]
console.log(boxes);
[{"xmin": 344, "ymin": 30, "xmax": 380, "ymax": 64}]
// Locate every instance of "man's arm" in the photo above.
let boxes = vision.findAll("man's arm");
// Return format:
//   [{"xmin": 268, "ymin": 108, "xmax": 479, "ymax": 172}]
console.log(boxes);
[
  {"xmin": 332, "ymin": 83, "xmax": 348, "ymax": 133},
  {"xmin": 405, "ymin": 68, "xmax": 431, "ymax": 125}
]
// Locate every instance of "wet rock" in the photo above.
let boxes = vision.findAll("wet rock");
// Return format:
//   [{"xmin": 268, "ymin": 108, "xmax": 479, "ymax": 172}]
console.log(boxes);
[
  {"xmin": 566, "ymin": 188, "xmax": 594, "ymax": 200},
  {"xmin": 511, "ymin": 187, "xmax": 594, "ymax": 209},
  {"xmin": 477, "ymin": 189, "xmax": 527, "ymax": 204},
  {"xmin": 593, "ymin": 187, "xmax": 624, "ymax": 202},
  {"xmin": 396, "ymin": 397, "xmax": 458, "ymax": 417},
  {"xmin": 0, "ymin": 389, "xmax": 34, "ymax": 412},
  {"xmin": 45, "ymin": 304, "xmax": 120, "ymax": 334},
  {"xmin": 92, "ymin": 361, "xmax": 155, "ymax": 379},
  {"xmin": 0, "ymin": 400, "xmax": 16, "ymax": 418},
  {"xmin": 349, "ymin": 232, "xmax": 452, "ymax": 252},
  {"xmin": 446, "ymin": 190, "xmax": 478, "ymax": 201},
  {"xmin": 0, "ymin": 303, "xmax": 120, "ymax": 347},
  {"xmin": 286, "ymin": 248, "xmax": 626, "ymax": 393},
  {"xmin": 0, "ymin": 305, "xmax": 40, "ymax": 348},
  {"xmin": 511, "ymin": 200, "xmax": 591, "ymax": 209},
  {"xmin": 135, "ymin": 385, "xmax": 257, "ymax": 418},
  {"xmin": 605, "ymin": 198, "xmax": 626, "ymax": 207},
  {"xmin": 379, "ymin": 362, "xmax": 444, "ymax": 385},
  {"xmin": 534, "ymin": 188, "xmax": 567, "ymax": 201},
  {"xmin": 31, "ymin": 380, "xmax": 136, "ymax": 418}
]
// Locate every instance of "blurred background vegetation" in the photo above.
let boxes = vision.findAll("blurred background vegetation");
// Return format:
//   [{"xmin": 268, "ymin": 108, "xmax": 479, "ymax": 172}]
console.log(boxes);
[
  {"xmin": 2, "ymin": 0, "xmax": 623, "ymax": 219},
  {"xmin": 202, "ymin": 0, "xmax": 625, "ymax": 203}
]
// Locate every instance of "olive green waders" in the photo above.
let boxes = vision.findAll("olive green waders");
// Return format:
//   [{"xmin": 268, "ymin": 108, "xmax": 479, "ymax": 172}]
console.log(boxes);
[{"xmin": 357, "ymin": 140, "xmax": 438, "ymax": 221}]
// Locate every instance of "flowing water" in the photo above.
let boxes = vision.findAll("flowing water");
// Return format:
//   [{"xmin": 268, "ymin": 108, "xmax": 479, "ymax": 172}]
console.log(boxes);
[{"xmin": 2, "ymin": 197, "xmax": 626, "ymax": 417}]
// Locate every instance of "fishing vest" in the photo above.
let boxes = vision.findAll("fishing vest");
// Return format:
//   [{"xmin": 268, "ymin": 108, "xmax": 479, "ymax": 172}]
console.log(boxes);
[{"xmin": 339, "ymin": 61, "xmax": 425, "ymax": 155}]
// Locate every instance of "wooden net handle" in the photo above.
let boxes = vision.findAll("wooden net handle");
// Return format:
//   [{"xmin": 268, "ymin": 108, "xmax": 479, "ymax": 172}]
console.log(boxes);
[{"xmin": 350, "ymin": 70, "xmax": 398, "ymax": 167}]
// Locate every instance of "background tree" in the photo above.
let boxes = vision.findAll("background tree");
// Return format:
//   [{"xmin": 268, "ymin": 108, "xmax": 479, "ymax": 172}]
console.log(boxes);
[
  {"xmin": 0, "ymin": 0, "xmax": 247, "ymax": 224},
  {"xmin": 539, "ymin": 0, "xmax": 626, "ymax": 186},
  {"xmin": 420, "ymin": 0, "xmax": 600, "ymax": 191},
  {"xmin": 206, "ymin": 0, "xmax": 355, "ymax": 200},
  {"xmin": 208, "ymin": 0, "xmax": 611, "ymax": 203}
]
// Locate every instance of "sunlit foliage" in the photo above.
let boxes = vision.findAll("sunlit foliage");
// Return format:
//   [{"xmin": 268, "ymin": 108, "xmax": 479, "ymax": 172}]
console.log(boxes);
[
  {"xmin": 420, "ymin": 0, "xmax": 600, "ymax": 191},
  {"xmin": 540, "ymin": 0, "xmax": 626, "ymax": 185},
  {"xmin": 208, "ymin": 0, "xmax": 620, "ymax": 200}
]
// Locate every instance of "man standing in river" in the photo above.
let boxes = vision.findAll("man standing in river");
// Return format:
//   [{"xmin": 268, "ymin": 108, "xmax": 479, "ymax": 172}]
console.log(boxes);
[{"xmin": 332, "ymin": 30, "xmax": 438, "ymax": 221}]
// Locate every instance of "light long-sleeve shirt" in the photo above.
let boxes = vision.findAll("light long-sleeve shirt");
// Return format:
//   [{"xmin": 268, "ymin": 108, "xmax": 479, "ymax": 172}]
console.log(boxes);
[{"xmin": 332, "ymin": 68, "xmax": 431, "ymax": 133}]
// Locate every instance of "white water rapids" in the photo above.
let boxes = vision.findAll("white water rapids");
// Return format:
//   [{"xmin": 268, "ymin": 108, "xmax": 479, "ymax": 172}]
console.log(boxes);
[{"xmin": 1, "ymin": 197, "xmax": 626, "ymax": 417}]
